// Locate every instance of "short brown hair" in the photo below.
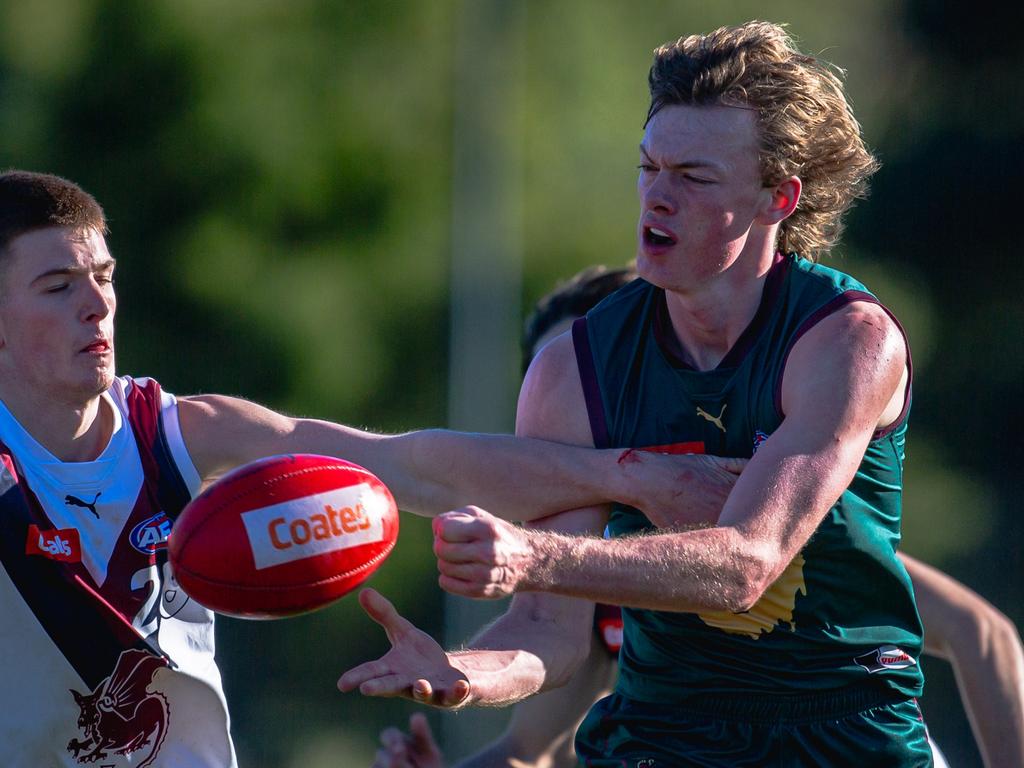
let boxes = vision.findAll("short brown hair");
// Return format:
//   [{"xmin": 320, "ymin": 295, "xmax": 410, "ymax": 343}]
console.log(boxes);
[
  {"xmin": 647, "ymin": 21, "xmax": 879, "ymax": 260},
  {"xmin": 0, "ymin": 170, "xmax": 107, "ymax": 254}
]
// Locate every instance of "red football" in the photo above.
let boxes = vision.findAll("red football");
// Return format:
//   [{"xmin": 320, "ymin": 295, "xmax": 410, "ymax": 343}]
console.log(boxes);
[{"xmin": 168, "ymin": 454, "xmax": 399, "ymax": 619}]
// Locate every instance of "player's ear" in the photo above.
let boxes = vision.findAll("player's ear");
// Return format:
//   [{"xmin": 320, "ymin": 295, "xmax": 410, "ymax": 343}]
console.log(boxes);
[{"xmin": 758, "ymin": 176, "xmax": 801, "ymax": 226}]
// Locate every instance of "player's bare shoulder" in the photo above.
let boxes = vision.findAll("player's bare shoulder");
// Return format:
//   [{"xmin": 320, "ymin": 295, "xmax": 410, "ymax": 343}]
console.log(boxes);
[
  {"xmin": 782, "ymin": 300, "xmax": 908, "ymax": 431},
  {"xmin": 176, "ymin": 394, "xmax": 297, "ymax": 483},
  {"xmin": 516, "ymin": 330, "xmax": 593, "ymax": 444}
]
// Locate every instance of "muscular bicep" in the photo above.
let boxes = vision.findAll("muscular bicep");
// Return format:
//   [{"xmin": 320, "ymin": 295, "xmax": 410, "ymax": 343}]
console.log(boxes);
[
  {"xmin": 472, "ymin": 330, "xmax": 603, "ymax": 675},
  {"xmin": 516, "ymin": 331, "xmax": 596, "ymax": 447},
  {"xmin": 717, "ymin": 303, "xmax": 907, "ymax": 584},
  {"xmin": 516, "ymin": 332, "xmax": 609, "ymax": 534},
  {"xmin": 177, "ymin": 395, "xmax": 292, "ymax": 484}
]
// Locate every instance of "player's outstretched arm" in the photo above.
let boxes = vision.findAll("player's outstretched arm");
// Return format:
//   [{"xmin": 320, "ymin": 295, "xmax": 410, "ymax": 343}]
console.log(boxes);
[
  {"xmin": 338, "ymin": 583, "xmax": 595, "ymax": 709},
  {"xmin": 175, "ymin": 393, "xmax": 741, "ymax": 523},
  {"xmin": 337, "ymin": 588, "xmax": 472, "ymax": 708},
  {"xmin": 434, "ymin": 302, "xmax": 907, "ymax": 612},
  {"xmin": 373, "ymin": 633, "xmax": 615, "ymax": 768},
  {"xmin": 902, "ymin": 553, "xmax": 1024, "ymax": 768},
  {"xmin": 344, "ymin": 330, "xmax": 608, "ymax": 711}
]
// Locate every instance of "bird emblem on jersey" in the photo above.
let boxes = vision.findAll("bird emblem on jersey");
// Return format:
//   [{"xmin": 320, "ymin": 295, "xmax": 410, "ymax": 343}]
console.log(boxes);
[
  {"xmin": 65, "ymin": 492, "xmax": 101, "ymax": 519},
  {"xmin": 695, "ymin": 404, "xmax": 727, "ymax": 433},
  {"xmin": 67, "ymin": 648, "xmax": 170, "ymax": 766}
]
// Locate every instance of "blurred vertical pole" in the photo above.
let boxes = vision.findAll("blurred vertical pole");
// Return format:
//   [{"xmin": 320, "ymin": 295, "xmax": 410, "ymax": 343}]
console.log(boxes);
[{"xmin": 445, "ymin": 0, "xmax": 525, "ymax": 757}]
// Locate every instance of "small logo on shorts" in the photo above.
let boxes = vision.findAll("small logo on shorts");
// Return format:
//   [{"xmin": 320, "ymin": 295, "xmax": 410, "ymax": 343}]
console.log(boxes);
[{"xmin": 854, "ymin": 645, "xmax": 917, "ymax": 674}]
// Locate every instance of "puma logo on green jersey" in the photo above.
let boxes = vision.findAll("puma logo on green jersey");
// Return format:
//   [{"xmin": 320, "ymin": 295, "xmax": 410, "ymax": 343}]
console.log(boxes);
[{"xmin": 695, "ymin": 404, "xmax": 727, "ymax": 433}]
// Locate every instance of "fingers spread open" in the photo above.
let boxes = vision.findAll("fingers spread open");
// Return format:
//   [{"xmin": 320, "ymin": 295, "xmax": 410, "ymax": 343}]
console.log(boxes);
[
  {"xmin": 360, "ymin": 673, "xmax": 415, "ymax": 698},
  {"xmin": 338, "ymin": 657, "xmax": 394, "ymax": 692},
  {"xmin": 359, "ymin": 588, "xmax": 416, "ymax": 638}
]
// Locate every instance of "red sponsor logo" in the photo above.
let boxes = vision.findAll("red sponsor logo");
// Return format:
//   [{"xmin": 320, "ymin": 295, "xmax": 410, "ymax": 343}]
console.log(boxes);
[
  {"xmin": 642, "ymin": 441, "xmax": 705, "ymax": 455},
  {"xmin": 267, "ymin": 502, "xmax": 373, "ymax": 550},
  {"xmin": 67, "ymin": 649, "xmax": 169, "ymax": 766},
  {"xmin": 618, "ymin": 441, "xmax": 705, "ymax": 465},
  {"xmin": 25, "ymin": 524, "xmax": 81, "ymax": 562}
]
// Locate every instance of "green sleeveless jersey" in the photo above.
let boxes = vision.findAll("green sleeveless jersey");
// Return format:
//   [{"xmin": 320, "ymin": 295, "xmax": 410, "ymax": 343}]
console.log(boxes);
[{"xmin": 573, "ymin": 253, "xmax": 923, "ymax": 702}]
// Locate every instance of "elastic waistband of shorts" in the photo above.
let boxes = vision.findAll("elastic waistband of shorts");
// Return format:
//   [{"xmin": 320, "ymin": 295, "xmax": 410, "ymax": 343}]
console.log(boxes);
[{"xmin": 668, "ymin": 684, "xmax": 911, "ymax": 724}]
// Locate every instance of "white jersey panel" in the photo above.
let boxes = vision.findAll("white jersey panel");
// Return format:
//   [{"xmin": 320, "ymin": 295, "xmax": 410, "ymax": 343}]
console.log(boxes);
[
  {"xmin": 0, "ymin": 376, "xmax": 237, "ymax": 768},
  {"xmin": 0, "ymin": 389, "xmax": 143, "ymax": 587}
]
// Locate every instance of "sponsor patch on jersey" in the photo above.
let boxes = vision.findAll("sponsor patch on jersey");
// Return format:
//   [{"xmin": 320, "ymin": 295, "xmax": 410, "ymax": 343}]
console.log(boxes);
[
  {"xmin": 241, "ymin": 483, "xmax": 387, "ymax": 570},
  {"xmin": 130, "ymin": 512, "xmax": 173, "ymax": 554},
  {"xmin": 854, "ymin": 645, "xmax": 918, "ymax": 674},
  {"xmin": 640, "ymin": 441, "xmax": 705, "ymax": 455},
  {"xmin": 25, "ymin": 523, "xmax": 81, "ymax": 562}
]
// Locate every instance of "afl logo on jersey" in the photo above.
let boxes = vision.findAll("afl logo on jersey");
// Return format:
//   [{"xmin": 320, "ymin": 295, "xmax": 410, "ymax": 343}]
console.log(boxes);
[{"xmin": 130, "ymin": 512, "xmax": 173, "ymax": 554}]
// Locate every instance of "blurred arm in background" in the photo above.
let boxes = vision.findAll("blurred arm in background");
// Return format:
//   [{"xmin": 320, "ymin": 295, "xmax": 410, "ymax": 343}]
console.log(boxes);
[{"xmin": 901, "ymin": 552, "xmax": 1024, "ymax": 768}]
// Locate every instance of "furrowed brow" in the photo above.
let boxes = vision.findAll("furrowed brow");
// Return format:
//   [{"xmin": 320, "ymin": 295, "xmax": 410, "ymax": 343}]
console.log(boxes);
[
  {"xmin": 639, "ymin": 145, "xmax": 721, "ymax": 172},
  {"xmin": 31, "ymin": 258, "xmax": 117, "ymax": 283}
]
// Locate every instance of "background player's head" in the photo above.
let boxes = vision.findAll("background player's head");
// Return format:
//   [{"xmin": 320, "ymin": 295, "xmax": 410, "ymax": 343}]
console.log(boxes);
[
  {"xmin": 646, "ymin": 21, "xmax": 878, "ymax": 261},
  {"xmin": 521, "ymin": 264, "xmax": 636, "ymax": 373},
  {"xmin": 0, "ymin": 171, "xmax": 115, "ymax": 404}
]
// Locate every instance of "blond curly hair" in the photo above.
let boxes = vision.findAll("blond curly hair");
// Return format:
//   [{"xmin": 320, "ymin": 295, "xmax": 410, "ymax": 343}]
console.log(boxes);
[{"xmin": 647, "ymin": 21, "xmax": 879, "ymax": 261}]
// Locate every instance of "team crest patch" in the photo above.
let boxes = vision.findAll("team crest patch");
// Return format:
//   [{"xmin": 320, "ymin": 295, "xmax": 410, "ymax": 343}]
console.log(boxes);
[
  {"xmin": 67, "ymin": 648, "xmax": 170, "ymax": 766},
  {"xmin": 130, "ymin": 512, "xmax": 173, "ymax": 554},
  {"xmin": 752, "ymin": 430, "xmax": 770, "ymax": 454},
  {"xmin": 854, "ymin": 645, "xmax": 917, "ymax": 674}
]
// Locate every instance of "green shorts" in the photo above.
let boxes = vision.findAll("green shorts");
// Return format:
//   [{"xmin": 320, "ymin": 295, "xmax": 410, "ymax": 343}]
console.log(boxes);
[{"xmin": 575, "ymin": 686, "xmax": 933, "ymax": 767}]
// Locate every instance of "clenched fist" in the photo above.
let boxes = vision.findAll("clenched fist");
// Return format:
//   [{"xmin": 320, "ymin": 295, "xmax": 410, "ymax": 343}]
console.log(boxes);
[{"xmin": 433, "ymin": 506, "xmax": 537, "ymax": 599}]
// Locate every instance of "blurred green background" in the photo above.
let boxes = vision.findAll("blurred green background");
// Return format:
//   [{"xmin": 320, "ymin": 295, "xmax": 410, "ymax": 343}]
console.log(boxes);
[{"xmin": 2, "ymin": 1, "xmax": 1021, "ymax": 765}]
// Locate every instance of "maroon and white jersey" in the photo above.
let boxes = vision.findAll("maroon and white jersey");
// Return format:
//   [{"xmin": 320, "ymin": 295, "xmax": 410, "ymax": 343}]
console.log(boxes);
[{"xmin": 0, "ymin": 376, "xmax": 237, "ymax": 767}]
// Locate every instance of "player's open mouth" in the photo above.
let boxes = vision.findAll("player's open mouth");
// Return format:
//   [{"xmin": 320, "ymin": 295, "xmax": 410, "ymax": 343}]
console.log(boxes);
[
  {"xmin": 81, "ymin": 340, "xmax": 110, "ymax": 354},
  {"xmin": 643, "ymin": 225, "xmax": 677, "ymax": 247}
]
